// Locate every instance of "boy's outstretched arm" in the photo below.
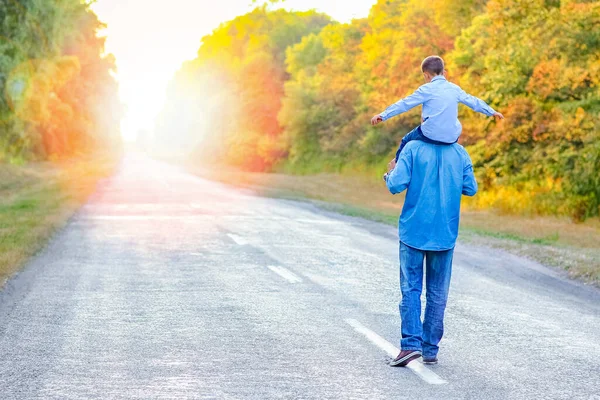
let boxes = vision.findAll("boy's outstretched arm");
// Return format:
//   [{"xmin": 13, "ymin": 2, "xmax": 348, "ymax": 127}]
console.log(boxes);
[
  {"xmin": 371, "ymin": 86, "xmax": 429, "ymax": 125},
  {"xmin": 458, "ymin": 89, "xmax": 504, "ymax": 120}
]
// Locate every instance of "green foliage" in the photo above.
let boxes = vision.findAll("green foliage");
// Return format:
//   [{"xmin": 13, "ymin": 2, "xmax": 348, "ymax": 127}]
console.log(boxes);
[
  {"xmin": 448, "ymin": 0, "xmax": 600, "ymax": 219},
  {"xmin": 0, "ymin": 0, "xmax": 123, "ymax": 162},
  {"xmin": 281, "ymin": 0, "xmax": 456, "ymax": 169}
]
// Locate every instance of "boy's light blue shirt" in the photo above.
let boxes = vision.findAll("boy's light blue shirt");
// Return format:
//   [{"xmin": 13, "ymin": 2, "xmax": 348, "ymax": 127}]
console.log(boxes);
[
  {"xmin": 385, "ymin": 141, "xmax": 478, "ymax": 251},
  {"xmin": 379, "ymin": 75, "xmax": 496, "ymax": 143}
]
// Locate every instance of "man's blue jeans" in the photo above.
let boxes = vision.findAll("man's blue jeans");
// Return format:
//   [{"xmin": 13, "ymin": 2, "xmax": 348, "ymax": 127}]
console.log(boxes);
[{"xmin": 399, "ymin": 242, "xmax": 454, "ymax": 358}]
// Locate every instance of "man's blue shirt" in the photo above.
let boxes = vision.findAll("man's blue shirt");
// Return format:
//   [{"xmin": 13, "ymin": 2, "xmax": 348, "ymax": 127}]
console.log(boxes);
[
  {"xmin": 379, "ymin": 76, "xmax": 496, "ymax": 143},
  {"xmin": 385, "ymin": 141, "xmax": 478, "ymax": 251}
]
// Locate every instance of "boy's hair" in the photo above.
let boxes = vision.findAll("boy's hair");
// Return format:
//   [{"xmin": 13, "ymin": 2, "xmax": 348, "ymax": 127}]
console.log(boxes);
[{"xmin": 421, "ymin": 56, "xmax": 444, "ymax": 75}]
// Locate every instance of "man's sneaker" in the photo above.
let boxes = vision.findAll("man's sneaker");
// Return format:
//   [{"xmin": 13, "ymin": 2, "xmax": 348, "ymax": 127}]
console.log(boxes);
[
  {"xmin": 389, "ymin": 350, "xmax": 422, "ymax": 367},
  {"xmin": 422, "ymin": 356, "xmax": 438, "ymax": 365}
]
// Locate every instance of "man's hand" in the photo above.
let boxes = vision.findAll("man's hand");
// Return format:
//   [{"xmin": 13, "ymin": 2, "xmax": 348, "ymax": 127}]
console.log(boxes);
[
  {"xmin": 492, "ymin": 112, "xmax": 504, "ymax": 120},
  {"xmin": 371, "ymin": 115, "xmax": 383, "ymax": 126},
  {"xmin": 384, "ymin": 158, "xmax": 396, "ymax": 182},
  {"xmin": 387, "ymin": 158, "xmax": 396, "ymax": 173}
]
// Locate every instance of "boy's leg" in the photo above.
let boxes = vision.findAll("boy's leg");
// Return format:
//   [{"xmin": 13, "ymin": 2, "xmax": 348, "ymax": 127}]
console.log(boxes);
[
  {"xmin": 395, "ymin": 125, "xmax": 424, "ymax": 162},
  {"xmin": 396, "ymin": 126, "xmax": 460, "ymax": 162},
  {"xmin": 399, "ymin": 242, "xmax": 425, "ymax": 351},
  {"xmin": 422, "ymin": 248, "xmax": 454, "ymax": 359}
]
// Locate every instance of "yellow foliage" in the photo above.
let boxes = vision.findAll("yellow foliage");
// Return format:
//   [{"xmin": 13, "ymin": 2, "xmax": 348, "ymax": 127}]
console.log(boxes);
[
  {"xmin": 6, "ymin": 57, "xmax": 80, "ymax": 129},
  {"xmin": 463, "ymin": 178, "xmax": 564, "ymax": 216}
]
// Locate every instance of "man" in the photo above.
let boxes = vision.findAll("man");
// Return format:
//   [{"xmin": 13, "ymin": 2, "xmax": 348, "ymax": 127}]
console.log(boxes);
[{"xmin": 383, "ymin": 140, "xmax": 478, "ymax": 367}]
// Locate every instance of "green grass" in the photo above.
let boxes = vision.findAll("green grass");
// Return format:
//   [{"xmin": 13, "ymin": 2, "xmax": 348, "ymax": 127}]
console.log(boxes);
[
  {"xmin": 0, "ymin": 155, "xmax": 118, "ymax": 285},
  {"xmin": 461, "ymin": 227, "xmax": 560, "ymax": 246},
  {"xmin": 320, "ymin": 203, "xmax": 398, "ymax": 225},
  {"xmin": 190, "ymin": 164, "xmax": 600, "ymax": 286}
]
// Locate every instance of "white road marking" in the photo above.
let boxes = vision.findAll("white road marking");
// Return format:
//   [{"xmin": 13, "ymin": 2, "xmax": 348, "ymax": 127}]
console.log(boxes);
[
  {"xmin": 267, "ymin": 266, "xmax": 303, "ymax": 284},
  {"xmin": 345, "ymin": 318, "xmax": 448, "ymax": 385},
  {"xmin": 303, "ymin": 273, "xmax": 361, "ymax": 286},
  {"xmin": 302, "ymin": 272, "xmax": 330, "ymax": 286},
  {"xmin": 226, "ymin": 233, "xmax": 248, "ymax": 245}
]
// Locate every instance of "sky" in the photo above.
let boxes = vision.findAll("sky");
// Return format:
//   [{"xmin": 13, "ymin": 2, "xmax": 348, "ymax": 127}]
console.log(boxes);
[{"xmin": 90, "ymin": 0, "xmax": 375, "ymax": 141}]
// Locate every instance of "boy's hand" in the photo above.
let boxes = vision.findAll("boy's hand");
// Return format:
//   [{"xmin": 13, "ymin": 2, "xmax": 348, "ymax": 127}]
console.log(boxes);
[
  {"xmin": 371, "ymin": 115, "xmax": 383, "ymax": 125},
  {"xmin": 492, "ymin": 112, "xmax": 504, "ymax": 120}
]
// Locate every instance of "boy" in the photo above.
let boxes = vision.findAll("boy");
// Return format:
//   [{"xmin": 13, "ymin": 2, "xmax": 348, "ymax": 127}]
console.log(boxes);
[{"xmin": 371, "ymin": 56, "xmax": 504, "ymax": 163}]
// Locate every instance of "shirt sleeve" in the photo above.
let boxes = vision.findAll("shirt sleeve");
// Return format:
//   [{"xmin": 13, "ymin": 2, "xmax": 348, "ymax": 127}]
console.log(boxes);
[
  {"xmin": 462, "ymin": 153, "xmax": 478, "ymax": 197},
  {"xmin": 457, "ymin": 88, "xmax": 496, "ymax": 117},
  {"xmin": 385, "ymin": 148, "xmax": 413, "ymax": 194},
  {"xmin": 380, "ymin": 86, "xmax": 429, "ymax": 121}
]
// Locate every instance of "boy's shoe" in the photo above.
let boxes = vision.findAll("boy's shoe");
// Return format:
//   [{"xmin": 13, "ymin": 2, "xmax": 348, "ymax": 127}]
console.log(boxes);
[
  {"xmin": 422, "ymin": 356, "xmax": 438, "ymax": 365},
  {"xmin": 389, "ymin": 350, "xmax": 422, "ymax": 367}
]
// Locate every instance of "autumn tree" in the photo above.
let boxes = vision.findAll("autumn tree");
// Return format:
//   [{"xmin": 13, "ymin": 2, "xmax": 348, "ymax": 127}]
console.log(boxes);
[
  {"xmin": 160, "ymin": 0, "xmax": 599, "ymax": 219},
  {"xmin": 0, "ymin": 0, "xmax": 122, "ymax": 161},
  {"xmin": 155, "ymin": 6, "xmax": 330, "ymax": 171},
  {"xmin": 448, "ymin": 0, "xmax": 600, "ymax": 219}
]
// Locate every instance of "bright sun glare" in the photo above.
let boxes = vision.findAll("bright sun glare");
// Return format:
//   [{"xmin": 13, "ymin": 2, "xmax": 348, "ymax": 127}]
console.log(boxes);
[{"xmin": 90, "ymin": 0, "xmax": 372, "ymax": 143}]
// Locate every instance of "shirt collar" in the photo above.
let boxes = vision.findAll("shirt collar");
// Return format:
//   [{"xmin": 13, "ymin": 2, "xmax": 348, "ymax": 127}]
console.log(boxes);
[{"xmin": 431, "ymin": 75, "xmax": 446, "ymax": 82}]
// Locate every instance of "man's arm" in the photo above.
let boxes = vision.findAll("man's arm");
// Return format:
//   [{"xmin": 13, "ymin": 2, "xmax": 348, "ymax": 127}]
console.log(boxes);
[
  {"xmin": 457, "ymin": 89, "xmax": 504, "ymax": 120},
  {"xmin": 462, "ymin": 156, "xmax": 478, "ymax": 197},
  {"xmin": 385, "ymin": 150, "xmax": 413, "ymax": 194},
  {"xmin": 371, "ymin": 86, "xmax": 429, "ymax": 125}
]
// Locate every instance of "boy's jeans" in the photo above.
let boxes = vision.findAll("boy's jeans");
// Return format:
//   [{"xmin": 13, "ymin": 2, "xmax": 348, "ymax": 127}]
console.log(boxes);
[
  {"xmin": 399, "ymin": 242, "xmax": 454, "ymax": 358},
  {"xmin": 395, "ymin": 125, "xmax": 456, "ymax": 162}
]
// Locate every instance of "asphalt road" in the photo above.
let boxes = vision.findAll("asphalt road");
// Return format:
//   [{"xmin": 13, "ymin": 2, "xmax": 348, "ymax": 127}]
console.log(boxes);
[{"xmin": 1, "ymin": 154, "xmax": 599, "ymax": 400}]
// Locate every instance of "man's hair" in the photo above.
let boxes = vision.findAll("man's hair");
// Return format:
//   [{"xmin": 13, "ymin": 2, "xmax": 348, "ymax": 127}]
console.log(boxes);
[{"xmin": 421, "ymin": 56, "xmax": 444, "ymax": 75}]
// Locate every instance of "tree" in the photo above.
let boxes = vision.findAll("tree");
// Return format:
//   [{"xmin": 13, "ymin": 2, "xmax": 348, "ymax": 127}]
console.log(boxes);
[
  {"xmin": 0, "ymin": 0, "xmax": 122, "ymax": 161},
  {"xmin": 448, "ymin": 0, "xmax": 600, "ymax": 219},
  {"xmin": 154, "ymin": 6, "xmax": 330, "ymax": 171}
]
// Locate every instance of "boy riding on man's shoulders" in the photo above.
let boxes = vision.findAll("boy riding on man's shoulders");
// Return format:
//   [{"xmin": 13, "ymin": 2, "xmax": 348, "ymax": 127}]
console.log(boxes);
[{"xmin": 371, "ymin": 55, "xmax": 504, "ymax": 167}]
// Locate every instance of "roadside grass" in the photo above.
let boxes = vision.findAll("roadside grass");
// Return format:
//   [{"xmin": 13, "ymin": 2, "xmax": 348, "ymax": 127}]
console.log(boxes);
[
  {"xmin": 0, "ymin": 154, "xmax": 119, "ymax": 285},
  {"xmin": 190, "ymin": 165, "xmax": 600, "ymax": 287}
]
